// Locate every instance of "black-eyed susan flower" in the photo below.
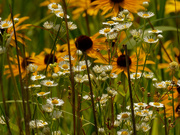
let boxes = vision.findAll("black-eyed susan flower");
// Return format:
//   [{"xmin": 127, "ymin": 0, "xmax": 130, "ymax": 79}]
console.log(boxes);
[
  {"xmin": 91, "ymin": 0, "xmax": 148, "ymax": 16},
  {"xmin": 94, "ymin": 50, "xmax": 154, "ymax": 77},
  {"xmin": 4, "ymin": 52, "xmax": 35, "ymax": 78},
  {"xmin": 165, "ymin": 0, "xmax": 180, "ymax": 15},
  {"xmin": 63, "ymin": 32, "xmax": 107, "ymax": 58}
]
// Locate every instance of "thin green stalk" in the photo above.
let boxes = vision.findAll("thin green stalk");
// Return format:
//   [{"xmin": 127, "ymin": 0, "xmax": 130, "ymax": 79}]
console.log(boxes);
[
  {"xmin": 62, "ymin": 1, "xmax": 76, "ymax": 135},
  {"xmin": 174, "ymin": 0, "xmax": 180, "ymax": 49},
  {"xmin": 9, "ymin": 5, "xmax": 30, "ymax": 134},
  {"xmin": 0, "ymin": 54, "xmax": 12, "ymax": 135},
  {"xmin": 171, "ymin": 72, "xmax": 176, "ymax": 135},
  {"xmin": 85, "ymin": 10, "xmax": 90, "ymax": 36},
  {"xmin": 124, "ymin": 45, "xmax": 136, "ymax": 135},
  {"xmin": 84, "ymin": 53, "xmax": 98, "ymax": 135},
  {"xmin": 164, "ymin": 106, "xmax": 168, "ymax": 135}
]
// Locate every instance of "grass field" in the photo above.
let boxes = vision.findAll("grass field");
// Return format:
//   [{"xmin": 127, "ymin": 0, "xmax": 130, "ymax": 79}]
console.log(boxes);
[{"xmin": 0, "ymin": 0, "xmax": 180, "ymax": 134}]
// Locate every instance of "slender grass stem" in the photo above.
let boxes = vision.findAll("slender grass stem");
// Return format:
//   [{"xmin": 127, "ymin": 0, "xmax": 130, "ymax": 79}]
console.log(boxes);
[
  {"xmin": 84, "ymin": 53, "xmax": 98, "ymax": 135},
  {"xmin": 164, "ymin": 106, "xmax": 168, "ymax": 135},
  {"xmin": 0, "ymin": 54, "xmax": 12, "ymax": 134},
  {"xmin": 174, "ymin": 0, "xmax": 180, "ymax": 49},
  {"xmin": 85, "ymin": 10, "xmax": 90, "ymax": 36},
  {"xmin": 9, "ymin": 5, "xmax": 30, "ymax": 134},
  {"xmin": 62, "ymin": 1, "xmax": 76, "ymax": 134},
  {"xmin": 124, "ymin": 45, "xmax": 136, "ymax": 135}
]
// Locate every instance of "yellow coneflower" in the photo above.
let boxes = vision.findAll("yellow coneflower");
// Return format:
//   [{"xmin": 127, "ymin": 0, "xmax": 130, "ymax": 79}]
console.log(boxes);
[
  {"xmin": 4, "ymin": 52, "xmax": 36, "ymax": 78},
  {"xmin": 91, "ymin": 0, "xmax": 148, "ymax": 16}
]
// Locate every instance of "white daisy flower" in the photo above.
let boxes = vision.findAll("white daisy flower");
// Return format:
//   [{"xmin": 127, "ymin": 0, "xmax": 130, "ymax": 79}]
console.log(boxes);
[
  {"xmin": 149, "ymin": 102, "xmax": 164, "ymax": 108},
  {"xmin": 148, "ymin": 29, "xmax": 162, "ymax": 34},
  {"xmin": 62, "ymin": 55, "xmax": 74, "ymax": 61},
  {"xmin": 137, "ymin": 11, "xmax": 155, "ymax": 18},
  {"xmin": 42, "ymin": 104, "xmax": 54, "ymax": 113},
  {"xmin": 26, "ymin": 64, "xmax": 38, "ymax": 72},
  {"xmin": 110, "ymin": 73, "xmax": 118, "ymax": 79},
  {"xmin": 153, "ymin": 81, "xmax": 166, "ymax": 88},
  {"xmin": 74, "ymin": 74, "xmax": 84, "ymax": 83},
  {"xmin": 144, "ymin": 36, "xmax": 159, "ymax": 44},
  {"xmin": 27, "ymin": 84, "xmax": 41, "ymax": 89},
  {"xmin": 143, "ymin": 72, "xmax": 154, "ymax": 79},
  {"xmin": 31, "ymin": 74, "xmax": 46, "ymax": 81},
  {"xmin": 130, "ymin": 72, "xmax": 141, "ymax": 80},
  {"xmin": 114, "ymin": 22, "xmax": 132, "ymax": 31},
  {"xmin": 43, "ymin": 21, "xmax": 54, "ymax": 29},
  {"xmin": 82, "ymin": 74, "xmax": 93, "ymax": 82},
  {"xmin": 48, "ymin": 3, "xmax": 62, "ymax": 11},
  {"xmin": 117, "ymin": 112, "xmax": 131, "ymax": 120},
  {"xmin": 107, "ymin": 87, "xmax": 118, "ymax": 96},
  {"xmin": 141, "ymin": 122, "xmax": 151, "ymax": 132},
  {"xmin": 67, "ymin": 22, "xmax": 77, "ymax": 30},
  {"xmin": 55, "ymin": 11, "xmax": 70, "ymax": 19},
  {"xmin": 57, "ymin": 71, "xmax": 65, "ymax": 76},
  {"xmin": 41, "ymin": 80, "xmax": 58, "ymax": 87},
  {"xmin": 99, "ymin": 28, "xmax": 114, "ymax": 35},
  {"xmin": 50, "ymin": 110, "xmax": 62, "ymax": 119},
  {"xmin": 164, "ymin": 80, "xmax": 172, "ymax": 86},
  {"xmin": 102, "ymin": 20, "xmax": 119, "ymax": 26},
  {"xmin": 105, "ymin": 32, "xmax": 118, "ymax": 40},
  {"xmin": 130, "ymin": 29, "xmax": 142, "ymax": 39},
  {"xmin": 102, "ymin": 65, "xmax": 113, "ymax": 73},
  {"xmin": 93, "ymin": 65, "xmax": 103, "ymax": 74},
  {"xmin": 0, "ymin": 21, "xmax": 12, "ymax": 29},
  {"xmin": 126, "ymin": 105, "xmax": 139, "ymax": 111},
  {"xmin": 29, "ymin": 120, "xmax": 46, "ymax": 129},
  {"xmin": 0, "ymin": 116, "xmax": 6, "ymax": 125},
  {"xmin": 37, "ymin": 91, "xmax": 50, "ymax": 97},
  {"xmin": 47, "ymin": 97, "xmax": 64, "ymax": 106},
  {"xmin": 134, "ymin": 102, "xmax": 148, "ymax": 108},
  {"xmin": 59, "ymin": 61, "xmax": 70, "ymax": 70},
  {"xmin": 100, "ymin": 94, "xmax": 108, "ymax": 104},
  {"xmin": 117, "ymin": 129, "xmax": 130, "ymax": 135},
  {"xmin": 111, "ymin": 17, "xmax": 124, "ymax": 22}
]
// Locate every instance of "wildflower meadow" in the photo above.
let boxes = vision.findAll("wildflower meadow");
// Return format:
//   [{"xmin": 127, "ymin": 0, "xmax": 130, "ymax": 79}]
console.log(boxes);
[{"xmin": 1, "ymin": 0, "xmax": 180, "ymax": 134}]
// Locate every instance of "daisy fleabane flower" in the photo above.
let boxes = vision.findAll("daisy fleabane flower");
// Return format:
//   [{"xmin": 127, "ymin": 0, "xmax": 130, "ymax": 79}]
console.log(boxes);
[
  {"xmin": 144, "ymin": 36, "xmax": 159, "ymax": 44},
  {"xmin": 48, "ymin": 3, "xmax": 62, "ymax": 11},
  {"xmin": 37, "ymin": 91, "xmax": 50, "ymax": 97},
  {"xmin": 40, "ymin": 80, "xmax": 58, "ymax": 87},
  {"xmin": 114, "ymin": 22, "xmax": 132, "ymax": 31},
  {"xmin": 47, "ymin": 97, "xmax": 64, "ymax": 106},
  {"xmin": 31, "ymin": 74, "xmax": 46, "ymax": 81},
  {"xmin": 149, "ymin": 102, "xmax": 164, "ymax": 108},
  {"xmin": 137, "ymin": 11, "xmax": 155, "ymax": 18},
  {"xmin": 0, "ymin": 21, "xmax": 13, "ymax": 29},
  {"xmin": 148, "ymin": 29, "xmax": 162, "ymax": 34},
  {"xmin": 43, "ymin": 21, "xmax": 54, "ymax": 29},
  {"xmin": 67, "ymin": 22, "xmax": 77, "ymax": 30},
  {"xmin": 102, "ymin": 21, "xmax": 119, "ymax": 26},
  {"xmin": 99, "ymin": 28, "xmax": 114, "ymax": 36}
]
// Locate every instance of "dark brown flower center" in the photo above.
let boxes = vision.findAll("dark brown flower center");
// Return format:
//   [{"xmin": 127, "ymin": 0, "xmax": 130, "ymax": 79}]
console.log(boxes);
[
  {"xmin": 59, "ymin": 48, "xmax": 65, "ymax": 53},
  {"xmin": 112, "ymin": 41, "xmax": 116, "ymax": 47},
  {"xmin": 21, "ymin": 57, "xmax": 33, "ymax": 70},
  {"xmin": 75, "ymin": 35, "xmax": 93, "ymax": 52},
  {"xmin": 111, "ymin": 0, "xmax": 124, "ymax": 3},
  {"xmin": 175, "ymin": 54, "xmax": 180, "ymax": 63},
  {"xmin": 117, "ymin": 54, "xmax": 131, "ymax": 67},
  {"xmin": 91, "ymin": 0, "xmax": 96, "ymax": 2},
  {"xmin": 44, "ymin": 54, "xmax": 57, "ymax": 65},
  {"xmin": 177, "ymin": 85, "xmax": 180, "ymax": 94},
  {"xmin": 176, "ymin": 104, "xmax": 180, "ymax": 114}
]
